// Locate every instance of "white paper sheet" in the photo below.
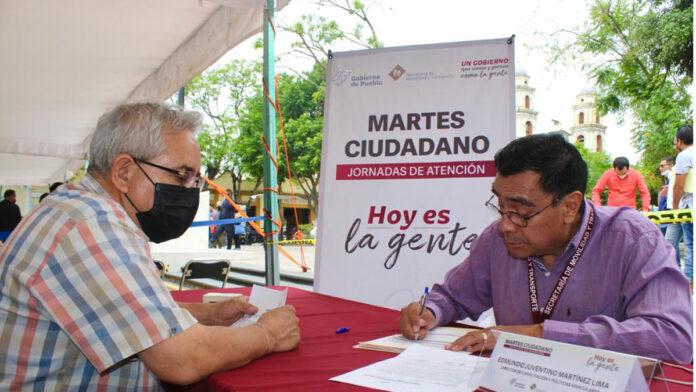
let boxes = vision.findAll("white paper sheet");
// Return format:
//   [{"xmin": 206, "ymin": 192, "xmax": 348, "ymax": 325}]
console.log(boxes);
[
  {"xmin": 355, "ymin": 326, "xmax": 478, "ymax": 353},
  {"xmin": 232, "ymin": 285, "xmax": 288, "ymax": 328},
  {"xmin": 331, "ymin": 344, "xmax": 489, "ymax": 392}
]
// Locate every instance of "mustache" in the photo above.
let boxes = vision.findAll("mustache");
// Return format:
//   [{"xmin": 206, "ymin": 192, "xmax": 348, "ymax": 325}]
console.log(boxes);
[{"xmin": 503, "ymin": 234, "xmax": 525, "ymax": 243}]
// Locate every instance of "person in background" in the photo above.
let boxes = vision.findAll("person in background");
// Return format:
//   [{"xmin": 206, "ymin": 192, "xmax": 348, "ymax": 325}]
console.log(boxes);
[
  {"xmin": 591, "ymin": 157, "xmax": 651, "ymax": 211},
  {"xmin": 209, "ymin": 203, "xmax": 219, "ymax": 246},
  {"xmin": 659, "ymin": 157, "xmax": 683, "ymax": 266},
  {"xmin": 672, "ymin": 124, "xmax": 693, "ymax": 283},
  {"xmin": 658, "ymin": 158, "xmax": 673, "ymax": 234},
  {"xmin": 233, "ymin": 209, "xmax": 243, "ymax": 249},
  {"xmin": 0, "ymin": 102, "xmax": 299, "ymax": 389},
  {"xmin": 49, "ymin": 182, "xmax": 63, "ymax": 193},
  {"xmin": 38, "ymin": 182, "xmax": 64, "ymax": 204},
  {"xmin": 0, "ymin": 189, "xmax": 22, "ymax": 234},
  {"xmin": 399, "ymin": 134, "xmax": 692, "ymax": 363},
  {"xmin": 210, "ymin": 191, "xmax": 241, "ymax": 250}
]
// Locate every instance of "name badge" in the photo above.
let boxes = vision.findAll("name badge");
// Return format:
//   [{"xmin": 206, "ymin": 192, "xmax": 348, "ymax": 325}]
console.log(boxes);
[{"xmin": 478, "ymin": 331, "xmax": 658, "ymax": 392}]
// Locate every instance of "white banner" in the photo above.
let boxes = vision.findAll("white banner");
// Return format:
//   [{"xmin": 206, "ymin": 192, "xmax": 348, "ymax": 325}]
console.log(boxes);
[{"xmin": 315, "ymin": 38, "xmax": 515, "ymax": 309}]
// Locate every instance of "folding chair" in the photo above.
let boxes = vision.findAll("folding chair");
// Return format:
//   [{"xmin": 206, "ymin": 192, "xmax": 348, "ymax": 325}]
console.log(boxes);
[
  {"xmin": 153, "ymin": 259, "xmax": 166, "ymax": 279},
  {"xmin": 179, "ymin": 259, "xmax": 231, "ymax": 290}
]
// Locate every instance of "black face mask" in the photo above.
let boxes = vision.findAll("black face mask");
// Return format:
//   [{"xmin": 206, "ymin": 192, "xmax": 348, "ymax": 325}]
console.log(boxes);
[{"xmin": 125, "ymin": 164, "xmax": 200, "ymax": 243}]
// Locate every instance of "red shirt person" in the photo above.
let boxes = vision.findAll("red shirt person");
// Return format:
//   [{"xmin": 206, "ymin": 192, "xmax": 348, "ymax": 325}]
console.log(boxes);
[{"xmin": 591, "ymin": 157, "xmax": 651, "ymax": 211}]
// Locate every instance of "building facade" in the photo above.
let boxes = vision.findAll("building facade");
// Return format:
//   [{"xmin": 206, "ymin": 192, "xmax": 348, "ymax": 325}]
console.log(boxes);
[
  {"xmin": 515, "ymin": 68, "xmax": 539, "ymax": 138},
  {"xmin": 569, "ymin": 88, "xmax": 607, "ymax": 153}
]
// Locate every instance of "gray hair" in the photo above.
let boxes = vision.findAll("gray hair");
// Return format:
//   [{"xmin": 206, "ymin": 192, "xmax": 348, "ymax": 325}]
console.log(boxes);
[{"xmin": 88, "ymin": 102, "xmax": 202, "ymax": 175}]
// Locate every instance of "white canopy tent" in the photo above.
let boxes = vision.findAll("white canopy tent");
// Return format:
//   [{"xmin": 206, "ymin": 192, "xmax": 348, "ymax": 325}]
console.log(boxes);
[{"xmin": 0, "ymin": 0, "xmax": 289, "ymax": 185}]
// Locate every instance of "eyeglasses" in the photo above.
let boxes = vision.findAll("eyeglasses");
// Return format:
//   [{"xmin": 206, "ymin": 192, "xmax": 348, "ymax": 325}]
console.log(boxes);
[
  {"xmin": 485, "ymin": 194, "xmax": 560, "ymax": 228},
  {"xmin": 134, "ymin": 158, "xmax": 205, "ymax": 189}
]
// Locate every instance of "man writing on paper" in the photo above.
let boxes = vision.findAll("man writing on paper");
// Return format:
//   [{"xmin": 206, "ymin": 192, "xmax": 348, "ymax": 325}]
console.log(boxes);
[
  {"xmin": 399, "ymin": 134, "xmax": 692, "ymax": 363},
  {"xmin": 0, "ymin": 103, "xmax": 300, "ymax": 390}
]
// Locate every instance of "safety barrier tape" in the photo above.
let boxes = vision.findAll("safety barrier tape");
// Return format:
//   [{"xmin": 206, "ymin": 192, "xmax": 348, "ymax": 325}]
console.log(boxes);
[
  {"xmin": 642, "ymin": 209, "xmax": 693, "ymax": 224},
  {"xmin": 266, "ymin": 239, "xmax": 316, "ymax": 245}
]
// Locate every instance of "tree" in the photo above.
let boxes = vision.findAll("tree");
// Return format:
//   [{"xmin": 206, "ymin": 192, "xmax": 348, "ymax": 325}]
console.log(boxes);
[
  {"xmin": 263, "ymin": 0, "xmax": 383, "ymax": 72},
  {"xmin": 237, "ymin": 65, "xmax": 326, "ymax": 215},
  {"xmin": 185, "ymin": 59, "xmax": 262, "ymax": 200},
  {"xmin": 550, "ymin": 0, "xmax": 692, "ymax": 174},
  {"xmin": 236, "ymin": 88, "xmax": 288, "ymax": 202},
  {"xmin": 576, "ymin": 143, "xmax": 612, "ymax": 202},
  {"xmin": 281, "ymin": 64, "xmax": 326, "ymax": 213},
  {"xmin": 243, "ymin": 1, "xmax": 383, "ymax": 216}
]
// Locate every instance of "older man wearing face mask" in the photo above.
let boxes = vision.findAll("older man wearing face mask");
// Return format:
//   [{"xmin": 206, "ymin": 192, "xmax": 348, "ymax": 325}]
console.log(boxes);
[{"xmin": 0, "ymin": 103, "xmax": 299, "ymax": 390}]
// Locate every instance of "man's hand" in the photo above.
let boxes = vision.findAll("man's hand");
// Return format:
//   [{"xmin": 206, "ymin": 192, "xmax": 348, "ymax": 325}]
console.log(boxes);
[
  {"xmin": 213, "ymin": 296, "xmax": 258, "ymax": 326},
  {"xmin": 177, "ymin": 296, "xmax": 258, "ymax": 326},
  {"xmin": 256, "ymin": 305, "xmax": 300, "ymax": 353},
  {"xmin": 445, "ymin": 323, "xmax": 543, "ymax": 353},
  {"xmin": 659, "ymin": 185, "xmax": 668, "ymax": 198},
  {"xmin": 399, "ymin": 301, "xmax": 436, "ymax": 340}
]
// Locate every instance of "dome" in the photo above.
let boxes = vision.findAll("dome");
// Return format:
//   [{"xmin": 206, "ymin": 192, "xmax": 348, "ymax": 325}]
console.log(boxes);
[
  {"xmin": 578, "ymin": 85, "xmax": 596, "ymax": 96},
  {"xmin": 515, "ymin": 65, "xmax": 529, "ymax": 77}
]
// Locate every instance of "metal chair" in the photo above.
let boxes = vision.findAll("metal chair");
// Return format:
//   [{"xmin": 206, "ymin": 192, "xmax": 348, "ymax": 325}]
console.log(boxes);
[
  {"xmin": 153, "ymin": 259, "xmax": 166, "ymax": 279},
  {"xmin": 179, "ymin": 259, "xmax": 231, "ymax": 290}
]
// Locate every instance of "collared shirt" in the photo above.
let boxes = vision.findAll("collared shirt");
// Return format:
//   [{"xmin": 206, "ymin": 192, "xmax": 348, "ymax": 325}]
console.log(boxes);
[
  {"xmin": 426, "ymin": 201, "xmax": 693, "ymax": 363},
  {"xmin": 0, "ymin": 174, "xmax": 197, "ymax": 390},
  {"xmin": 591, "ymin": 168, "xmax": 651, "ymax": 211},
  {"xmin": 666, "ymin": 170, "xmax": 674, "ymax": 209},
  {"xmin": 674, "ymin": 145, "xmax": 693, "ymax": 209}
]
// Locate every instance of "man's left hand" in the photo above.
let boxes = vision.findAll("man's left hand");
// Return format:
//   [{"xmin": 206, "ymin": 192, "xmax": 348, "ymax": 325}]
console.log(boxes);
[
  {"xmin": 445, "ymin": 323, "xmax": 543, "ymax": 353},
  {"xmin": 212, "ymin": 296, "xmax": 258, "ymax": 326}
]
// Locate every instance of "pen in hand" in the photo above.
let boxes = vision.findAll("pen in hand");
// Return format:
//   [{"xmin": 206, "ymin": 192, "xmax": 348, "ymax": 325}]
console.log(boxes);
[{"xmin": 415, "ymin": 286, "xmax": 429, "ymax": 341}]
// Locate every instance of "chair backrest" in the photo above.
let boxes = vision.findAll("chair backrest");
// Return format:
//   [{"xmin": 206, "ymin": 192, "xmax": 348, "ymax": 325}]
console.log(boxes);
[
  {"xmin": 179, "ymin": 259, "xmax": 231, "ymax": 290},
  {"xmin": 153, "ymin": 260, "xmax": 166, "ymax": 279}
]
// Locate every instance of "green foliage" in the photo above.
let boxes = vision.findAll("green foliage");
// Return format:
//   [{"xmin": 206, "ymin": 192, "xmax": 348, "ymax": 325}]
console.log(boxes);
[
  {"xmin": 187, "ymin": 1, "xmax": 383, "ymax": 214},
  {"xmin": 237, "ymin": 65, "xmax": 327, "ymax": 212},
  {"xmin": 196, "ymin": 128, "xmax": 234, "ymax": 181},
  {"xmin": 281, "ymin": 0, "xmax": 383, "ymax": 70},
  {"xmin": 298, "ymin": 222, "xmax": 314, "ymax": 235},
  {"xmin": 576, "ymin": 143, "xmax": 612, "ymax": 200},
  {"xmin": 186, "ymin": 59, "xmax": 262, "ymax": 198},
  {"xmin": 552, "ymin": 0, "xmax": 692, "ymax": 176},
  {"xmin": 635, "ymin": 164, "xmax": 664, "ymax": 208}
]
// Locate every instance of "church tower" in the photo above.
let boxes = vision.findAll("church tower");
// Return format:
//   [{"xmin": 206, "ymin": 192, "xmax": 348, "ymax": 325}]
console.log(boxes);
[
  {"xmin": 569, "ymin": 88, "xmax": 607, "ymax": 152},
  {"xmin": 515, "ymin": 67, "xmax": 539, "ymax": 138}
]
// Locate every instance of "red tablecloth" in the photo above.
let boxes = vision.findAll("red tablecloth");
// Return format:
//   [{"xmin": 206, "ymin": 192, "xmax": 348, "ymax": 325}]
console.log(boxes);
[{"xmin": 167, "ymin": 287, "xmax": 692, "ymax": 392}]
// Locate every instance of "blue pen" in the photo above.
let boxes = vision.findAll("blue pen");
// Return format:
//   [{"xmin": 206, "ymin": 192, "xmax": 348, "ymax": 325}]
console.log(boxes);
[
  {"xmin": 415, "ymin": 286, "xmax": 429, "ymax": 340},
  {"xmin": 418, "ymin": 286, "xmax": 429, "ymax": 316},
  {"xmin": 335, "ymin": 327, "xmax": 350, "ymax": 334}
]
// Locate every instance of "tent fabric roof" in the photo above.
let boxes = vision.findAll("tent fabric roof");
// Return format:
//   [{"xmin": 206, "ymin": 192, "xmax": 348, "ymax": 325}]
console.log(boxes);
[{"xmin": 0, "ymin": 0, "xmax": 288, "ymax": 185}]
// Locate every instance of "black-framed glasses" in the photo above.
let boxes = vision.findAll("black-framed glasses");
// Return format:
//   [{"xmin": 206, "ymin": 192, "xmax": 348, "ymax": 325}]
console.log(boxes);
[
  {"xmin": 134, "ymin": 158, "xmax": 204, "ymax": 190},
  {"xmin": 485, "ymin": 194, "xmax": 560, "ymax": 228}
]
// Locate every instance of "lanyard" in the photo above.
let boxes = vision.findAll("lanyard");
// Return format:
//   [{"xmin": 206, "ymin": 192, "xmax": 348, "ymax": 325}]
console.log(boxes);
[{"xmin": 528, "ymin": 205, "xmax": 595, "ymax": 324}]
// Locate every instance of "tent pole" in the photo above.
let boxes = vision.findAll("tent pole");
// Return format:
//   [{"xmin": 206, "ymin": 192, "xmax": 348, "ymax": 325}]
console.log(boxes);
[
  {"xmin": 177, "ymin": 87, "xmax": 185, "ymax": 107},
  {"xmin": 262, "ymin": 0, "xmax": 280, "ymax": 286}
]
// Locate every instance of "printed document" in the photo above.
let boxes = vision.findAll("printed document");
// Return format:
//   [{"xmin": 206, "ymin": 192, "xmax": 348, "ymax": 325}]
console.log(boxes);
[
  {"xmin": 332, "ymin": 344, "xmax": 489, "ymax": 392},
  {"xmin": 355, "ymin": 326, "xmax": 477, "ymax": 353}
]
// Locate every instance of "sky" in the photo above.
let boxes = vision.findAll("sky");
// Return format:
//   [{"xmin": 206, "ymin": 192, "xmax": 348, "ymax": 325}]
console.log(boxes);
[{"xmin": 218, "ymin": 0, "xmax": 641, "ymax": 162}]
